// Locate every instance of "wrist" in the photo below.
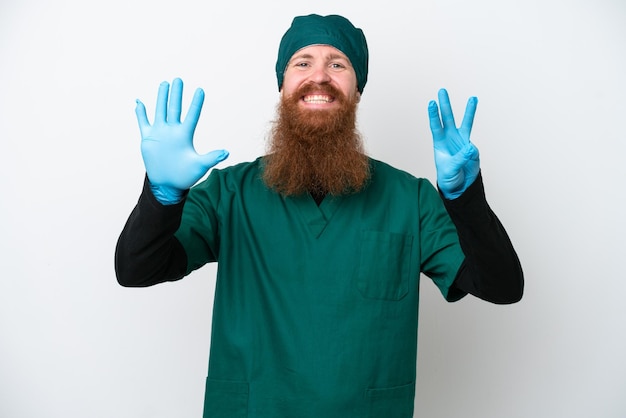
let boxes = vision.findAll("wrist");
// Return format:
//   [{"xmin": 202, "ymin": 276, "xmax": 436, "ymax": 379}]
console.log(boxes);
[
  {"xmin": 149, "ymin": 182, "xmax": 185, "ymax": 205},
  {"xmin": 438, "ymin": 185, "xmax": 464, "ymax": 200}
]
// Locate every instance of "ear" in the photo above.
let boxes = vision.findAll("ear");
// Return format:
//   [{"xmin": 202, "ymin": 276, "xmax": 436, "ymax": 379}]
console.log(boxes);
[{"xmin": 355, "ymin": 92, "xmax": 361, "ymax": 103}]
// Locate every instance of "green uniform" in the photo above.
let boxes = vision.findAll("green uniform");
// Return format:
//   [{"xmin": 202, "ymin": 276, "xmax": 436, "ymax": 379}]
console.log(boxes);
[{"xmin": 174, "ymin": 158, "xmax": 465, "ymax": 417}]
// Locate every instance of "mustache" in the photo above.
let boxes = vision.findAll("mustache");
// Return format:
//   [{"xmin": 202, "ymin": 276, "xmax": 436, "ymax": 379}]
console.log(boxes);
[{"xmin": 290, "ymin": 82, "xmax": 346, "ymax": 102}]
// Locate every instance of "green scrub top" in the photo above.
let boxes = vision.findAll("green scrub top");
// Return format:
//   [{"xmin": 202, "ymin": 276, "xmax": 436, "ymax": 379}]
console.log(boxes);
[{"xmin": 175, "ymin": 158, "xmax": 465, "ymax": 418}]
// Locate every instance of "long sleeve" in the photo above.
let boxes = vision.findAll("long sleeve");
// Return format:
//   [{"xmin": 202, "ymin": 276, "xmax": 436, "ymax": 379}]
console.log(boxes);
[
  {"xmin": 443, "ymin": 172, "xmax": 524, "ymax": 304},
  {"xmin": 114, "ymin": 177, "xmax": 189, "ymax": 287}
]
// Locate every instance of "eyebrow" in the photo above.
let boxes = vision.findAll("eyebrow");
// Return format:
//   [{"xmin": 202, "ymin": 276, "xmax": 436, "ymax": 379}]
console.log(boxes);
[{"xmin": 289, "ymin": 52, "xmax": 351, "ymax": 63}]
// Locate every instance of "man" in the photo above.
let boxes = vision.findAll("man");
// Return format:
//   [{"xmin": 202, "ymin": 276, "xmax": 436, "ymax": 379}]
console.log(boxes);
[{"xmin": 115, "ymin": 14, "xmax": 523, "ymax": 418}]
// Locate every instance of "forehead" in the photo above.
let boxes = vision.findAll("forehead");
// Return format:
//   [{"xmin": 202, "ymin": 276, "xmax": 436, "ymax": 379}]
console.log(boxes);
[{"xmin": 288, "ymin": 44, "xmax": 351, "ymax": 63}]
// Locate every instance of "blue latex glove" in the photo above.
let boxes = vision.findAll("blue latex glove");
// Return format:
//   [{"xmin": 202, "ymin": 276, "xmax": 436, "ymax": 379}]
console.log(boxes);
[
  {"xmin": 428, "ymin": 88, "xmax": 480, "ymax": 199},
  {"xmin": 135, "ymin": 78, "xmax": 229, "ymax": 204}
]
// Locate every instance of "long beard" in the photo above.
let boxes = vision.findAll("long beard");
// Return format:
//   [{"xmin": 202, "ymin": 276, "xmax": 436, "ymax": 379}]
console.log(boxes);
[{"xmin": 262, "ymin": 83, "xmax": 370, "ymax": 198}]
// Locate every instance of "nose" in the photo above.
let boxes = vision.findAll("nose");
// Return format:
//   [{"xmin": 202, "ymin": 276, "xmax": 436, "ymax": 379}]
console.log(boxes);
[{"xmin": 309, "ymin": 65, "xmax": 331, "ymax": 84}]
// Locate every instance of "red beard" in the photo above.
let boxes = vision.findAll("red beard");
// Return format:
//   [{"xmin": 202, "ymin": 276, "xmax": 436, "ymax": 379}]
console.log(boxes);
[{"xmin": 262, "ymin": 83, "xmax": 370, "ymax": 198}]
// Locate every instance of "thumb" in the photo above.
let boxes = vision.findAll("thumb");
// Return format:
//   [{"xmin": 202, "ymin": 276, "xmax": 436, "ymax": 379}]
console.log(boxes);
[
  {"xmin": 135, "ymin": 99, "xmax": 150, "ymax": 137},
  {"xmin": 453, "ymin": 143, "xmax": 480, "ymax": 165},
  {"xmin": 464, "ymin": 142, "xmax": 480, "ymax": 163},
  {"xmin": 198, "ymin": 149, "xmax": 230, "ymax": 170}
]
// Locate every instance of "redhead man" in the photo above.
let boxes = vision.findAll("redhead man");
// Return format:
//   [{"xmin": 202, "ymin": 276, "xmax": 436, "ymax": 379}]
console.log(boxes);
[{"xmin": 116, "ymin": 14, "xmax": 523, "ymax": 418}]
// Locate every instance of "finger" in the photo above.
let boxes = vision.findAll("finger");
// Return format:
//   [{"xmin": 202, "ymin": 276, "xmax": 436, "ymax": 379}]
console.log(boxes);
[
  {"xmin": 438, "ymin": 88, "xmax": 457, "ymax": 129},
  {"xmin": 428, "ymin": 100, "xmax": 443, "ymax": 138},
  {"xmin": 168, "ymin": 78, "xmax": 183, "ymax": 123},
  {"xmin": 199, "ymin": 149, "xmax": 230, "ymax": 169},
  {"xmin": 184, "ymin": 88, "xmax": 205, "ymax": 130},
  {"xmin": 464, "ymin": 142, "xmax": 480, "ymax": 162},
  {"xmin": 155, "ymin": 81, "xmax": 170, "ymax": 123},
  {"xmin": 135, "ymin": 99, "xmax": 150, "ymax": 136},
  {"xmin": 459, "ymin": 96, "xmax": 478, "ymax": 139}
]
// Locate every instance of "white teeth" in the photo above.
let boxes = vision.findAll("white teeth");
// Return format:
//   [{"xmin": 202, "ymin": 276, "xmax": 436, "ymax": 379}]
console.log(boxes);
[{"xmin": 303, "ymin": 95, "xmax": 333, "ymax": 103}]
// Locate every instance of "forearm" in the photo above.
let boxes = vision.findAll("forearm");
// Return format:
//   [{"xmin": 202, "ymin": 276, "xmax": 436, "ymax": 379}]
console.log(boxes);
[
  {"xmin": 115, "ymin": 176, "xmax": 188, "ymax": 287},
  {"xmin": 443, "ymin": 172, "xmax": 524, "ymax": 304}
]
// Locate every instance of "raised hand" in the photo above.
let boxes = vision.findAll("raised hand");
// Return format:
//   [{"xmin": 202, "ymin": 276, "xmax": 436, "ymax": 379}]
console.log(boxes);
[
  {"xmin": 428, "ymin": 88, "xmax": 480, "ymax": 199},
  {"xmin": 135, "ymin": 78, "xmax": 229, "ymax": 204}
]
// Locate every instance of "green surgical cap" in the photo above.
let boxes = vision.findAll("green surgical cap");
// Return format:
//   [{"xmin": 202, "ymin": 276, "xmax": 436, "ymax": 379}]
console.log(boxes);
[{"xmin": 276, "ymin": 14, "xmax": 369, "ymax": 93}]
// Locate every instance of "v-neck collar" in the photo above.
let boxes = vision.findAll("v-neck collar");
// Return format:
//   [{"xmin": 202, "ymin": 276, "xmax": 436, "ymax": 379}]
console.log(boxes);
[{"xmin": 289, "ymin": 193, "xmax": 344, "ymax": 238}]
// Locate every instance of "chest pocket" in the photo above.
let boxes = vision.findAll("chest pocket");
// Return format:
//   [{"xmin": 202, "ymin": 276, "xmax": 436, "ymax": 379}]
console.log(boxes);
[{"xmin": 357, "ymin": 231, "xmax": 413, "ymax": 301}]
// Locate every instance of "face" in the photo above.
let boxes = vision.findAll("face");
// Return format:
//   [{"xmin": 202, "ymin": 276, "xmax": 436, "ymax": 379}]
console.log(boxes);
[
  {"xmin": 263, "ymin": 45, "xmax": 369, "ymax": 197},
  {"xmin": 280, "ymin": 45, "xmax": 360, "ymax": 109}
]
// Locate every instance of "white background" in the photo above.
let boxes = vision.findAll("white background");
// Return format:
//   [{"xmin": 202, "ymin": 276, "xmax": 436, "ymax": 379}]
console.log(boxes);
[{"xmin": 1, "ymin": 0, "xmax": 625, "ymax": 417}]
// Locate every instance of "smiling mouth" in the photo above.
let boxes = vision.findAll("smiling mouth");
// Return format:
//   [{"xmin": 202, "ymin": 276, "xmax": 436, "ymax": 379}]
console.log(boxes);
[{"xmin": 303, "ymin": 94, "xmax": 335, "ymax": 104}]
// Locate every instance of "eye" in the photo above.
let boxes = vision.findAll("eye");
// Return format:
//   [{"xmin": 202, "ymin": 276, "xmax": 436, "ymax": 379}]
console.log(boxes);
[
  {"xmin": 293, "ymin": 61, "xmax": 310, "ymax": 68},
  {"xmin": 330, "ymin": 62, "xmax": 345, "ymax": 69}
]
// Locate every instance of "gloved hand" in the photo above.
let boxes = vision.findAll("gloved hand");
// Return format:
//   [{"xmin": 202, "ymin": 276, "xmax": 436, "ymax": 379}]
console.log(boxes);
[
  {"xmin": 428, "ymin": 88, "xmax": 480, "ymax": 199},
  {"xmin": 135, "ymin": 78, "xmax": 229, "ymax": 204}
]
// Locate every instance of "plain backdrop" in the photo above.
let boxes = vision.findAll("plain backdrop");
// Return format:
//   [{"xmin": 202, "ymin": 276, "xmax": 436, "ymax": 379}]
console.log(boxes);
[{"xmin": 1, "ymin": 0, "xmax": 625, "ymax": 417}]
